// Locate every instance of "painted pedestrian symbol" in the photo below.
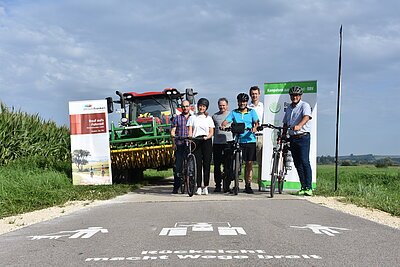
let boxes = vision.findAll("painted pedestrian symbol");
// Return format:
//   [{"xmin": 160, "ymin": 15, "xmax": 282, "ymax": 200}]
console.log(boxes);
[
  {"xmin": 159, "ymin": 222, "xmax": 246, "ymax": 236},
  {"xmin": 29, "ymin": 227, "xmax": 108, "ymax": 240},
  {"xmin": 290, "ymin": 224, "xmax": 350, "ymax": 236}
]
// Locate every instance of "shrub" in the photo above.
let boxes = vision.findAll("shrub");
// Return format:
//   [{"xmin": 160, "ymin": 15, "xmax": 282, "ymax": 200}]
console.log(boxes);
[{"xmin": 375, "ymin": 158, "xmax": 393, "ymax": 168}]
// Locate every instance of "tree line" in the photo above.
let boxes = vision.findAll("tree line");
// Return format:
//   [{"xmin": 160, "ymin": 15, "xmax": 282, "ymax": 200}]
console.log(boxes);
[{"xmin": 317, "ymin": 154, "xmax": 400, "ymax": 168}]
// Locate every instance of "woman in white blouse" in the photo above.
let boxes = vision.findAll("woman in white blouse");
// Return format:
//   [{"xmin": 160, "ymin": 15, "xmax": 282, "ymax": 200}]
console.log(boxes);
[{"xmin": 187, "ymin": 98, "xmax": 215, "ymax": 195}]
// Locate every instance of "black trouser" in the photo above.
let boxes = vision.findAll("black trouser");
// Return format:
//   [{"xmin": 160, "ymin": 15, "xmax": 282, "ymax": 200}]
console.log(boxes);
[
  {"xmin": 213, "ymin": 143, "xmax": 230, "ymax": 188},
  {"xmin": 193, "ymin": 138, "xmax": 213, "ymax": 187},
  {"xmin": 173, "ymin": 144, "xmax": 186, "ymax": 190}
]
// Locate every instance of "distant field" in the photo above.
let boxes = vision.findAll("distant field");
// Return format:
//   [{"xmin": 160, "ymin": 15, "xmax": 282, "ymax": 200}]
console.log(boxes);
[{"xmin": 316, "ymin": 165, "xmax": 400, "ymax": 216}]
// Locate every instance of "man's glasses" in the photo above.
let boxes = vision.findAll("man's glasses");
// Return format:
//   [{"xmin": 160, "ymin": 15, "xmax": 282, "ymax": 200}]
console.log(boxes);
[{"xmin": 182, "ymin": 105, "xmax": 190, "ymax": 108}]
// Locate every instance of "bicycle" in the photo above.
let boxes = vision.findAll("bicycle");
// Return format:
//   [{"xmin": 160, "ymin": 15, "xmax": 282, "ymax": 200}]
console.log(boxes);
[
  {"xmin": 221, "ymin": 123, "xmax": 250, "ymax": 195},
  {"xmin": 174, "ymin": 136, "xmax": 198, "ymax": 197},
  {"xmin": 258, "ymin": 123, "xmax": 292, "ymax": 198}
]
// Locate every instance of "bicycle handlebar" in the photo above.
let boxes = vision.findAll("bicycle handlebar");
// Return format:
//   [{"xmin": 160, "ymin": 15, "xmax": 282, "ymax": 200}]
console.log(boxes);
[
  {"xmin": 218, "ymin": 126, "xmax": 252, "ymax": 132},
  {"xmin": 257, "ymin": 123, "xmax": 292, "ymax": 131},
  {"xmin": 173, "ymin": 135, "xmax": 207, "ymax": 140}
]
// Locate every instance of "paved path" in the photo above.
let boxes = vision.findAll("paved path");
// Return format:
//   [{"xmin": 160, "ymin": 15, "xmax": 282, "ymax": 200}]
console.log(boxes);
[{"xmin": 0, "ymin": 180, "xmax": 399, "ymax": 266}]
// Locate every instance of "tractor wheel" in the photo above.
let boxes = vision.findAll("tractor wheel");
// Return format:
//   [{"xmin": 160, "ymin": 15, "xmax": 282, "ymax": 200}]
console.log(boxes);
[{"xmin": 127, "ymin": 168, "xmax": 144, "ymax": 183}]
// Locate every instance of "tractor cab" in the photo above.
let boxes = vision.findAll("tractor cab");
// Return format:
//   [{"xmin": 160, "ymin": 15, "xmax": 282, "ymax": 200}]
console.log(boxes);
[
  {"xmin": 126, "ymin": 88, "xmax": 181, "ymax": 126},
  {"xmin": 107, "ymin": 88, "xmax": 194, "ymax": 128}
]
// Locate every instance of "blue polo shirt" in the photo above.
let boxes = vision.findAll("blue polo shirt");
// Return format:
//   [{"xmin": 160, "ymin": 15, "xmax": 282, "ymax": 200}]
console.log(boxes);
[{"xmin": 225, "ymin": 108, "xmax": 258, "ymax": 143}]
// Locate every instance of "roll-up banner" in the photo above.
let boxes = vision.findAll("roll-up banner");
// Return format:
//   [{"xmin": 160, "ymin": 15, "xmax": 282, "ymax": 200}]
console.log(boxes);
[
  {"xmin": 261, "ymin": 81, "xmax": 317, "ymax": 190},
  {"xmin": 69, "ymin": 100, "xmax": 112, "ymax": 185}
]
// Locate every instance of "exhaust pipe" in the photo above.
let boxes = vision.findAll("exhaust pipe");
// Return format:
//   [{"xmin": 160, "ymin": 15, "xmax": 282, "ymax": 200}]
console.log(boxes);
[{"xmin": 116, "ymin": 91, "xmax": 127, "ymax": 119}]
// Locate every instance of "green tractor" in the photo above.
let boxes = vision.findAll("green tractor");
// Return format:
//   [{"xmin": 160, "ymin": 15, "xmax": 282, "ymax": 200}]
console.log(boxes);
[{"xmin": 106, "ymin": 88, "xmax": 196, "ymax": 183}]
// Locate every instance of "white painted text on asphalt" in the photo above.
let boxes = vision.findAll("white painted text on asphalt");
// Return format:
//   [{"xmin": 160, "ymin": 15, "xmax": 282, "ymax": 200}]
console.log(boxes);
[{"xmin": 85, "ymin": 250, "xmax": 322, "ymax": 262}]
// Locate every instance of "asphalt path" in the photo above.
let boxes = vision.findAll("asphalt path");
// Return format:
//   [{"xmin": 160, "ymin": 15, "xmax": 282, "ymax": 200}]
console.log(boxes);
[{"xmin": 0, "ymin": 179, "xmax": 399, "ymax": 266}]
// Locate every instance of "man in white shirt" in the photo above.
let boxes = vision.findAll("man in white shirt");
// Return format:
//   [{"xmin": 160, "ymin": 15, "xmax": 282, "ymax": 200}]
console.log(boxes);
[{"xmin": 248, "ymin": 86, "xmax": 264, "ymax": 188}]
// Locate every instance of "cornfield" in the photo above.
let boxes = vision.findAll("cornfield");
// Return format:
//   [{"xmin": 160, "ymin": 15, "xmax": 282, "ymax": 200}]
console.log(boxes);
[{"xmin": 0, "ymin": 102, "xmax": 70, "ymax": 166}]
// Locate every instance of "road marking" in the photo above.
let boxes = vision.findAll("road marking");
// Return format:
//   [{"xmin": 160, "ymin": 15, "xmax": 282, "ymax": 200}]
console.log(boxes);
[
  {"xmin": 86, "ymin": 250, "xmax": 322, "ymax": 262},
  {"xmin": 159, "ymin": 222, "xmax": 246, "ymax": 236},
  {"xmin": 218, "ymin": 226, "xmax": 246, "ymax": 235},
  {"xmin": 159, "ymin": 227, "xmax": 187, "ymax": 236},
  {"xmin": 29, "ymin": 226, "xmax": 108, "ymax": 240},
  {"xmin": 290, "ymin": 224, "xmax": 350, "ymax": 236}
]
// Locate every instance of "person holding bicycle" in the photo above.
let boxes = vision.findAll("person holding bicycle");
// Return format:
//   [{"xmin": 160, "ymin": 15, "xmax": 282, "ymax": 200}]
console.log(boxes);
[
  {"xmin": 187, "ymin": 98, "xmax": 214, "ymax": 195},
  {"xmin": 222, "ymin": 93, "xmax": 259, "ymax": 194},
  {"xmin": 283, "ymin": 86, "xmax": 313, "ymax": 196},
  {"xmin": 170, "ymin": 100, "xmax": 191, "ymax": 194},
  {"xmin": 212, "ymin": 98, "xmax": 233, "ymax": 193}
]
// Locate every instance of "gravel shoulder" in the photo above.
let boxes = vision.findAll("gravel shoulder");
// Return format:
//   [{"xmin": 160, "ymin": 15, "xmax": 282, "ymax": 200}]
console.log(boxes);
[
  {"xmin": 306, "ymin": 196, "xmax": 399, "ymax": 229},
  {"xmin": 1, "ymin": 194, "xmax": 399, "ymax": 236}
]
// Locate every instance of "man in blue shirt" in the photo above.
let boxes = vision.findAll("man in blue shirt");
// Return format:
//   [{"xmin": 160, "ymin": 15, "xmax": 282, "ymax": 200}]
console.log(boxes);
[
  {"xmin": 283, "ymin": 86, "xmax": 313, "ymax": 196},
  {"xmin": 222, "ymin": 93, "xmax": 259, "ymax": 194}
]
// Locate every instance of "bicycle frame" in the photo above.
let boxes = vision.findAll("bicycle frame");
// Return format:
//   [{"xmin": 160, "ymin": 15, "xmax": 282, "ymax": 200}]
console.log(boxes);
[
  {"xmin": 229, "ymin": 133, "xmax": 242, "ymax": 195},
  {"xmin": 259, "ymin": 124, "xmax": 291, "ymax": 197},
  {"xmin": 222, "ymin": 123, "xmax": 249, "ymax": 195},
  {"xmin": 174, "ymin": 136, "xmax": 198, "ymax": 197}
]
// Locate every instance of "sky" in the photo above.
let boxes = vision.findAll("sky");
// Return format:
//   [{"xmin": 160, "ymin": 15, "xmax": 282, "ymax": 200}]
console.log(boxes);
[{"xmin": 0, "ymin": 0, "xmax": 399, "ymax": 156}]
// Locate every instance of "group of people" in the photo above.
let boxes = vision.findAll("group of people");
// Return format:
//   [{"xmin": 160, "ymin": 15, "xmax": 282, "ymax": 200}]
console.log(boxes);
[{"xmin": 170, "ymin": 85, "xmax": 313, "ymax": 196}]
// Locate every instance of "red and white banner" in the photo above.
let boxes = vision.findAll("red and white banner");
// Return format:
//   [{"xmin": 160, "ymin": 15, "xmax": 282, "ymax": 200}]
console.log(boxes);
[{"xmin": 69, "ymin": 100, "xmax": 112, "ymax": 185}]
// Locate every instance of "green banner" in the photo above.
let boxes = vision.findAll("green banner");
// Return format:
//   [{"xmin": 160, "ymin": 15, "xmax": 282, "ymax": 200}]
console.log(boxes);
[{"xmin": 264, "ymin": 80, "xmax": 317, "ymax": 95}]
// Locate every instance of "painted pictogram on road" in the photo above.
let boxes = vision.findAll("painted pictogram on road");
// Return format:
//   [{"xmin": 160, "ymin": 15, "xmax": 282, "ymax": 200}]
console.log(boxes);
[
  {"xmin": 290, "ymin": 224, "xmax": 350, "ymax": 236},
  {"xmin": 29, "ymin": 226, "xmax": 108, "ymax": 240},
  {"xmin": 159, "ymin": 222, "xmax": 246, "ymax": 236}
]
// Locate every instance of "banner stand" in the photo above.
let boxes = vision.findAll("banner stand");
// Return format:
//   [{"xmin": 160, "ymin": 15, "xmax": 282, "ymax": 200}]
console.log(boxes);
[
  {"xmin": 260, "ymin": 81, "xmax": 317, "ymax": 191},
  {"xmin": 69, "ymin": 100, "xmax": 112, "ymax": 185}
]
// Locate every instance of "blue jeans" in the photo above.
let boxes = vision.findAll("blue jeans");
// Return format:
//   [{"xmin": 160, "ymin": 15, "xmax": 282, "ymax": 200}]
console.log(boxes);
[
  {"xmin": 290, "ymin": 134, "xmax": 312, "ymax": 190},
  {"xmin": 173, "ymin": 144, "xmax": 186, "ymax": 190}
]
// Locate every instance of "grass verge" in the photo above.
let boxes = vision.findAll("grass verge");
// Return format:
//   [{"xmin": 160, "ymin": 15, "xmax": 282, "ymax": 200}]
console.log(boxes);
[
  {"xmin": 2, "ymin": 161, "xmax": 399, "ymax": 218},
  {"xmin": 315, "ymin": 165, "xmax": 400, "ymax": 216},
  {"xmin": 0, "ymin": 161, "xmax": 173, "ymax": 219},
  {"xmin": 219, "ymin": 163, "xmax": 399, "ymax": 216}
]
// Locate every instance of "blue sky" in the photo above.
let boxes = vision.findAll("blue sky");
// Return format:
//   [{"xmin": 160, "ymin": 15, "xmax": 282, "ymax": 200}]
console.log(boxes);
[{"xmin": 0, "ymin": 0, "xmax": 399, "ymax": 156}]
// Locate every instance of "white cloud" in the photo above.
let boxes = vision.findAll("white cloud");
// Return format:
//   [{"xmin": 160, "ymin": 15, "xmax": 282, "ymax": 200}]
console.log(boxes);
[{"xmin": 0, "ymin": 0, "xmax": 399, "ymax": 155}]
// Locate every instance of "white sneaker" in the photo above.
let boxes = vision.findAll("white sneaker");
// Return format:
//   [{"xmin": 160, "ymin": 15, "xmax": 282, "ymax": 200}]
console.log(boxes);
[
  {"xmin": 196, "ymin": 187, "xmax": 202, "ymax": 195},
  {"xmin": 202, "ymin": 187, "xmax": 209, "ymax": 195}
]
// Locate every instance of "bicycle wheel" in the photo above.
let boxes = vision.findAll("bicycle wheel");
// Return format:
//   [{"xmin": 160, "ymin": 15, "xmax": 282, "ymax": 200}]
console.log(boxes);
[
  {"xmin": 180, "ymin": 176, "xmax": 186, "ymax": 194},
  {"xmin": 233, "ymin": 151, "xmax": 240, "ymax": 195},
  {"xmin": 222, "ymin": 153, "xmax": 232, "ymax": 193},
  {"xmin": 277, "ymin": 176, "xmax": 284, "ymax": 194},
  {"xmin": 186, "ymin": 154, "xmax": 197, "ymax": 197},
  {"xmin": 278, "ymin": 158, "xmax": 285, "ymax": 194},
  {"xmin": 270, "ymin": 152, "xmax": 279, "ymax": 198},
  {"xmin": 180, "ymin": 161, "xmax": 186, "ymax": 194}
]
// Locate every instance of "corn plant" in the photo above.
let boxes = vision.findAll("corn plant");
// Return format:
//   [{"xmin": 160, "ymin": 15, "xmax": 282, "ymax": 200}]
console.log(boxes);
[{"xmin": 0, "ymin": 102, "xmax": 70, "ymax": 166}]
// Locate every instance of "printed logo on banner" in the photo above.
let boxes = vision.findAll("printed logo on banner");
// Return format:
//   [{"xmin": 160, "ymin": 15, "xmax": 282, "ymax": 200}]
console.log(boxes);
[{"xmin": 268, "ymin": 102, "xmax": 281, "ymax": 113}]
